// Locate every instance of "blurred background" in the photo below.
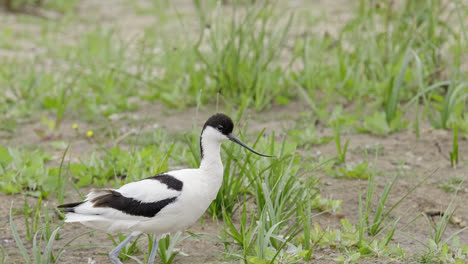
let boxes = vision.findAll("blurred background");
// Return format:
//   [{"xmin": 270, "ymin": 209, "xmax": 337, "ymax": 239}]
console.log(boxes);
[{"xmin": 0, "ymin": 0, "xmax": 466, "ymax": 133}]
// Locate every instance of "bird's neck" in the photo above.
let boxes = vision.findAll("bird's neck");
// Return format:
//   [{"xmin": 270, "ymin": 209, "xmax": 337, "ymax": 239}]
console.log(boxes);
[{"xmin": 199, "ymin": 133, "xmax": 223, "ymax": 173}]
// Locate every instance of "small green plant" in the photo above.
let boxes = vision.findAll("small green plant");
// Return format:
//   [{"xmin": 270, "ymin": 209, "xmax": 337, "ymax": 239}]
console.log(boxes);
[
  {"xmin": 355, "ymin": 170, "xmax": 426, "ymax": 259},
  {"xmin": 309, "ymin": 219, "xmax": 405, "ymax": 262},
  {"xmin": 154, "ymin": 233, "xmax": 188, "ymax": 264},
  {"xmin": 426, "ymin": 83, "xmax": 468, "ymax": 130},
  {"xmin": 222, "ymin": 203, "xmax": 303, "ymax": 264},
  {"xmin": 222, "ymin": 199, "xmax": 259, "ymax": 261},
  {"xmin": 449, "ymin": 124, "xmax": 459, "ymax": 168},
  {"xmin": 438, "ymin": 237, "xmax": 468, "ymax": 263},
  {"xmin": 56, "ymin": 144, "xmax": 70, "ymax": 205},
  {"xmin": 0, "ymin": 244, "xmax": 6, "ymax": 264},
  {"xmin": 357, "ymin": 111, "xmax": 409, "ymax": 136},
  {"xmin": 40, "ymin": 74, "xmax": 79, "ymax": 131},
  {"xmin": 384, "ymin": 49, "xmax": 412, "ymax": 127},
  {"xmin": 108, "ymin": 234, "xmax": 140, "ymax": 262},
  {"xmin": 11, "ymin": 220, "xmax": 60, "ymax": 264},
  {"xmin": 10, "ymin": 204, "xmax": 88, "ymax": 264},
  {"xmin": 23, "ymin": 195, "xmax": 43, "ymax": 242},
  {"xmin": 415, "ymin": 184, "xmax": 468, "ymax": 263},
  {"xmin": 0, "ymin": 146, "xmax": 52, "ymax": 196},
  {"xmin": 0, "ymin": 60, "xmax": 56, "ymax": 122},
  {"xmin": 310, "ymin": 195, "xmax": 342, "ymax": 212},
  {"xmin": 425, "ymin": 192, "xmax": 466, "ymax": 247},
  {"xmin": 297, "ymin": 192, "xmax": 331, "ymax": 261},
  {"xmin": 416, "ymin": 236, "xmax": 468, "ymax": 264},
  {"xmin": 331, "ymin": 162, "xmax": 372, "ymax": 179},
  {"xmin": 334, "ymin": 251, "xmax": 361, "ymax": 264},
  {"xmin": 288, "ymin": 125, "xmax": 333, "ymax": 148},
  {"xmin": 333, "ymin": 125, "xmax": 349, "ymax": 165},
  {"xmin": 438, "ymin": 177, "xmax": 464, "ymax": 193}
]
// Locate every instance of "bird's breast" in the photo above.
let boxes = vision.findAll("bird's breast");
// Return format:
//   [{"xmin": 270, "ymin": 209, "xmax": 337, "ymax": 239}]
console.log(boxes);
[{"xmin": 176, "ymin": 171, "xmax": 222, "ymax": 218}]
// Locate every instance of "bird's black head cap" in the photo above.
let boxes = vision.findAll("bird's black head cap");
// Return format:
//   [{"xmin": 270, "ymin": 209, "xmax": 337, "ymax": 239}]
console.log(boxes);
[{"xmin": 203, "ymin": 113, "xmax": 234, "ymax": 135}]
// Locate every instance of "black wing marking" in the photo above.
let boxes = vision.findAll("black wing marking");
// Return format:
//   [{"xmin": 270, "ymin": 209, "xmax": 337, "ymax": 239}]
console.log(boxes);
[
  {"xmin": 91, "ymin": 190, "xmax": 177, "ymax": 218},
  {"xmin": 57, "ymin": 201, "xmax": 84, "ymax": 213},
  {"xmin": 147, "ymin": 174, "xmax": 183, "ymax": 191}
]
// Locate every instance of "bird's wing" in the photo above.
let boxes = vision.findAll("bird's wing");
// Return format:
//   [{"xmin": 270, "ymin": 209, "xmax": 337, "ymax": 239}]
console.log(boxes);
[
  {"xmin": 67, "ymin": 174, "xmax": 183, "ymax": 221},
  {"xmin": 117, "ymin": 175, "xmax": 182, "ymax": 203}
]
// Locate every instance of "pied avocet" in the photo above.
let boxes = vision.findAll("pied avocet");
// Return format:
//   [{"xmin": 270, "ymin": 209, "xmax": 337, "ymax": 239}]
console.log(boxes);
[{"xmin": 58, "ymin": 113, "xmax": 272, "ymax": 264}]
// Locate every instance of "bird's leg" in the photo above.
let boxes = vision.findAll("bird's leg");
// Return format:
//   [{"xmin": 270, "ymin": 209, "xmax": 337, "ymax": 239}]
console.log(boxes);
[
  {"xmin": 109, "ymin": 234, "xmax": 136, "ymax": 264},
  {"xmin": 147, "ymin": 236, "xmax": 159, "ymax": 264}
]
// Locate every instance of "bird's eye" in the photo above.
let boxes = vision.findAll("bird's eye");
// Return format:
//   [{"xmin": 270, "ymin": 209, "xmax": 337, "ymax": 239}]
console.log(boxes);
[{"xmin": 217, "ymin": 125, "xmax": 223, "ymax": 131}]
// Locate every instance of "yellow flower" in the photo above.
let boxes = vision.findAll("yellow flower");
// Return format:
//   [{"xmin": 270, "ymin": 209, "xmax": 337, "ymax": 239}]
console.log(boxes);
[
  {"xmin": 87, "ymin": 130, "xmax": 93, "ymax": 137},
  {"xmin": 72, "ymin": 124, "xmax": 78, "ymax": 130}
]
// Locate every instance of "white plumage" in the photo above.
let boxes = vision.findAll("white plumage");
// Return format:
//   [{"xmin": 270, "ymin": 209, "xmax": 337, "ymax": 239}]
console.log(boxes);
[{"xmin": 58, "ymin": 114, "xmax": 272, "ymax": 264}]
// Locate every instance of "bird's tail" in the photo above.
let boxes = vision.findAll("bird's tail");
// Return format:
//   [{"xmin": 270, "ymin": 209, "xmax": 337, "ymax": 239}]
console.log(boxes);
[
  {"xmin": 57, "ymin": 189, "xmax": 111, "ymax": 213},
  {"xmin": 58, "ymin": 201, "xmax": 106, "ymax": 223},
  {"xmin": 62, "ymin": 212, "xmax": 105, "ymax": 223},
  {"xmin": 57, "ymin": 201, "xmax": 84, "ymax": 213}
]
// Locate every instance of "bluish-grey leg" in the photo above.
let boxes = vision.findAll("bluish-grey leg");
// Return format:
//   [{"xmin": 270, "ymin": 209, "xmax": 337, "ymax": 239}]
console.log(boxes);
[
  {"xmin": 109, "ymin": 234, "xmax": 136, "ymax": 264},
  {"xmin": 147, "ymin": 236, "xmax": 159, "ymax": 264}
]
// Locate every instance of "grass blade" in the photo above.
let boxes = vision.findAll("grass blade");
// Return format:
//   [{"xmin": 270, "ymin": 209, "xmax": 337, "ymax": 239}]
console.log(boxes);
[{"xmin": 9, "ymin": 205, "xmax": 32, "ymax": 264}]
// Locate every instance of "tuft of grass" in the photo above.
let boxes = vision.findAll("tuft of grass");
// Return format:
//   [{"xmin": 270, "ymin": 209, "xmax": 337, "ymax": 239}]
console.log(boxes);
[
  {"xmin": 333, "ymin": 124, "xmax": 349, "ymax": 165},
  {"xmin": 425, "ymin": 184, "xmax": 467, "ymax": 247},
  {"xmin": 23, "ymin": 195, "xmax": 43, "ymax": 242},
  {"xmin": 384, "ymin": 49, "xmax": 412, "ymax": 126},
  {"xmin": 449, "ymin": 124, "xmax": 459, "ymax": 168},
  {"xmin": 331, "ymin": 162, "xmax": 372, "ymax": 179},
  {"xmin": 413, "ymin": 180, "xmax": 468, "ymax": 263},
  {"xmin": 194, "ymin": 1, "xmax": 294, "ymax": 110},
  {"xmin": 212, "ymin": 123, "xmax": 323, "ymax": 263},
  {"xmin": 438, "ymin": 177, "xmax": 464, "ymax": 193},
  {"xmin": 0, "ymin": 244, "xmax": 6, "ymax": 264},
  {"xmin": 355, "ymin": 170, "xmax": 427, "ymax": 258},
  {"xmin": 221, "ymin": 199, "xmax": 257, "ymax": 261},
  {"xmin": 56, "ymin": 144, "xmax": 70, "ymax": 205},
  {"xmin": 155, "ymin": 233, "xmax": 188, "ymax": 264},
  {"xmin": 288, "ymin": 125, "xmax": 333, "ymax": 148},
  {"xmin": 108, "ymin": 234, "xmax": 140, "ymax": 262},
  {"xmin": 10, "ymin": 203, "xmax": 89, "ymax": 264},
  {"xmin": 426, "ymin": 83, "xmax": 468, "ymax": 130},
  {"xmin": 0, "ymin": 147, "xmax": 52, "ymax": 196}
]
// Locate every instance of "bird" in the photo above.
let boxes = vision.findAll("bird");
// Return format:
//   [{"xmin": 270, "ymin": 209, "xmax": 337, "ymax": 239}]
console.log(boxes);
[{"xmin": 58, "ymin": 113, "xmax": 273, "ymax": 264}]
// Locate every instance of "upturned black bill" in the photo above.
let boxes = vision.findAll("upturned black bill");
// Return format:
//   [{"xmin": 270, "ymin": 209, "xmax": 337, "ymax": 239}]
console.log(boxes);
[{"xmin": 227, "ymin": 134, "xmax": 273, "ymax": 157}]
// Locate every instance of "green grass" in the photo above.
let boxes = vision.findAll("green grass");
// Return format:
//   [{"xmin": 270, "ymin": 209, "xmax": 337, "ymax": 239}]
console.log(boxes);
[
  {"xmin": 0, "ymin": 0, "xmax": 466, "ymax": 132},
  {"xmin": 450, "ymin": 124, "xmax": 459, "ymax": 168},
  {"xmin": 412, "ymin": 183, "xmax": 468, "ymax": 263},
  {"xmin": 194, "ymin": 2, "xmax": 294, "ymax": 110},
  {"xmin": 10, "ymin": 203, "xmax": 84, "ymax": 264},
  {"xmin": 2, "ymin": 0, "xmax": 468, "ymax": 263},
  {"xmin": 1, "ymin": 0, "xmax": 77, "ymax": 12},
  {"xmin": 0, "ymin": 147, "xmax": 52, "ymax": 196},
  {"xmin": 439, "ymin": 177, "xmax": 464, "ymax": 193}
]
